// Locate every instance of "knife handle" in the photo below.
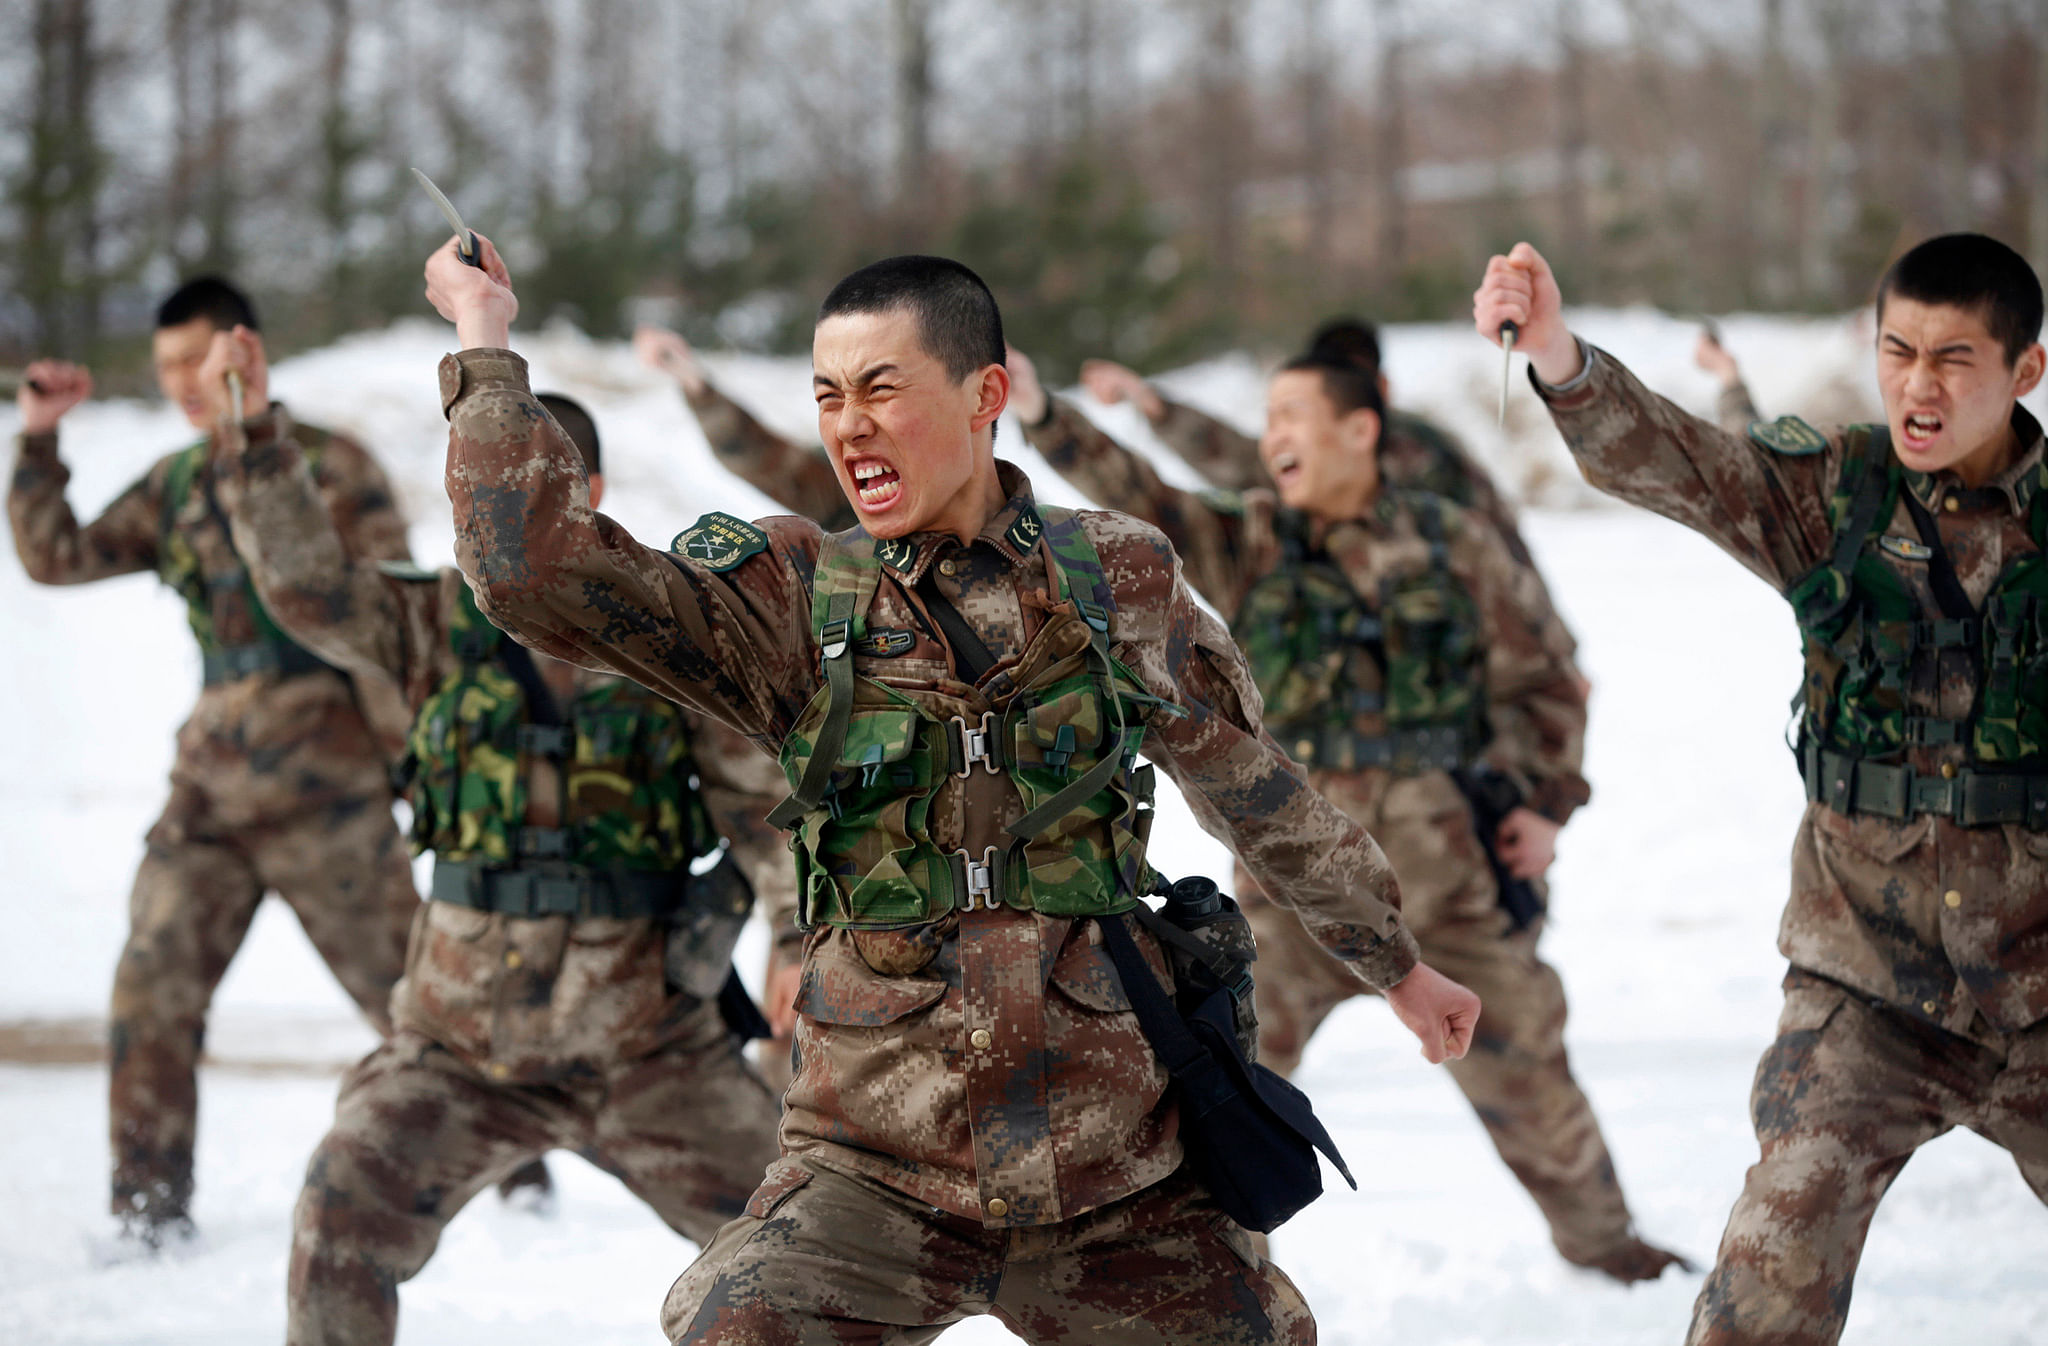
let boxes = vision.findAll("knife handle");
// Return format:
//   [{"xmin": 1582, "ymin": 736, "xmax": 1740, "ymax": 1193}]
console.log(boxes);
[{"xmin": 457, "ymin": 232, "xmax": 482, "ymax": 269}]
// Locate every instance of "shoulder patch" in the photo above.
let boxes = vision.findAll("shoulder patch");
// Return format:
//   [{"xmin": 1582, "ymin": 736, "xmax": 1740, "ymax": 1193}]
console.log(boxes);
[
  {"xmin": 673, "ymin": 511, "xmax": 769, "ymax": 572},
  {"xmin": 375, "ymin": 559, "xmax": 441, "ymax": 583},
  {"xmin": 1197, "ymin": 487, "xmax": 1248, "ymax": 516},
  {"xmin": 1748, "ymin": 415, "xmax": 1828, "ymax": 457}
]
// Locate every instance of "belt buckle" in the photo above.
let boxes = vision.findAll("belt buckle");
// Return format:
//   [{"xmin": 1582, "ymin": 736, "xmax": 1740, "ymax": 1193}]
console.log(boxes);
[
  {"xmin": 956, "ymin": 846, "xmax": 1002, "ymax": 912},
  {"xmin": 952, "ymin": 712, "xmax": 1000, "ymax": 777}
]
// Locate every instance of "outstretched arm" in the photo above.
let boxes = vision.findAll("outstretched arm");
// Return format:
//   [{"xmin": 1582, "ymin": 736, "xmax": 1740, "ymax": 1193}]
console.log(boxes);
[
  {"xmin": 1079, "ymin": 356, "xmax": 1267, "ymax": 493},
  {"xmin": 9, "ymin": 359, "xmax": 163, "ymax": 585}
]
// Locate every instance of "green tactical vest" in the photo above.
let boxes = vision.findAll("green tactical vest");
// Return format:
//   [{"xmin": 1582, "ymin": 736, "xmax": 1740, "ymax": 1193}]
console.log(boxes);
[
  {"xmin": 1786, "ymin": 425, "xmax": 2048, "ymax": 824},
  {"xmin": 770, "ymin": 507, "xmax": 1174, "ymax": 930},
  {"xmin": 402, "ymin": 581, "xmax": 719, "ymax": 869},
  {"xmin": 1230, "ymin": 493, "xmax": 1486, "ymax": 774}
]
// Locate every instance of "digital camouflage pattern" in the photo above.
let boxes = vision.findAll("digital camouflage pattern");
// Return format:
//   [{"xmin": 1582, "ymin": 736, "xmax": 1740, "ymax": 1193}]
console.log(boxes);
[
  {"xmin": 1022, "ymin": 398, "xmax": 1673, "ymax": 1272},
  {"xmin": 1535, "ymin": 345, "xmax": 2048, "ymax": 1341},
  {"xmin": 439, "ymin": 347, "xmax": 1420, "ymax": 1251},
  {"xmin": 662, "ymin": 1157, "xmax": 1312, "ymax": 1345},
  {"xmin": 221, "ymin": 431, "xmax": 789, "ymax": 1346},
  {"xmin": 8, "ymin": 406, "xmax": 416, "ymax": 1231},
  {"xmin": 679, "ymin": 375, "xmax": 858, "ymax": 531}
]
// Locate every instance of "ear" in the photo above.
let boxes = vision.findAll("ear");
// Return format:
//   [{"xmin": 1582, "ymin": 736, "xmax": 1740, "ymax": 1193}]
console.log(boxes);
[
  {"xmin": 1343, "ymin": 406, "xmax": 1382, "ymax": 457},
  {"xmin": 2014, "ymin": 342, "xmax": 2047, "ymax": 399},
  {"xmin": 587, "ymin": 472, "xmax": 606, "ymax": 510},
  {"xmin": 970, "ymin": 362, "xmax": 1011, "ymax": 434}
]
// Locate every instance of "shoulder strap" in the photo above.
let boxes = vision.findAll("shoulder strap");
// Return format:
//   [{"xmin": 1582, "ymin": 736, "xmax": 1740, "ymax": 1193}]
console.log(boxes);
[
  {"xmin": 1411, "ymin": 492, "xmax": 1451, "ymax": 570},
  {"xmin": 916, "ymin": 571, "xmax": 1000, "ymax": 683},
  {"xmin": 767, "ymin": 530, "xmax": 879, "ymax": 829},
  {"xmin": 158, "ymin": 441, "xmax": 206, "ymax": 549},
  {"xmin": 446, "ymin": 580, "xmax": 559, "ymax": 723},
  {"xmin": 1832, "ymin": 427, "xmax": 1895, "ymax": 573},
  {"xmin": 1899, "ymin": 487, "xmax": 1976, "ymax": 622},
  {"xmin": 1037, "ymin": 504, "xmax": 1116, "ymax": 629}
]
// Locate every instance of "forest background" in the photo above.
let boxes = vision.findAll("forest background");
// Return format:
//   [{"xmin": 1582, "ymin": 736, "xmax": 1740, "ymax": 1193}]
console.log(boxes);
[{"xmin": 9, "ymin": 0, "xmax": 2048, "ymax": 387}]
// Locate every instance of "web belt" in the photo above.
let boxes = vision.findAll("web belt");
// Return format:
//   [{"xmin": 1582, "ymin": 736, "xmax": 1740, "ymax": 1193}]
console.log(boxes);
[
  {"xmin": 430, "ymin": 853, "xmax": 726, "ymax": 920},
  {"xmin": 1282, "ymin": 725, "xmax": 1475, "ymax": 774},
  {"xmin": 1802, "ymin": 741, "xmax": 2048, "ymax": 829},
  {"xmin": 200, "ymin": 640, "xmax": 333, "ymax": 685}
]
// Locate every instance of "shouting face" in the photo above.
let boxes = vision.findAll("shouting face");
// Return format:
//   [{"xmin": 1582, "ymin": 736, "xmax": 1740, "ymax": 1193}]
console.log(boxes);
[
  {"xmin": 812, "ymin": 307, "xmax": 1008, "ymax": 540},
  {"xmin": 1259, "ymin": 368, "xmax": 1382, "ymax": 518},
  {"xmin": 153, "ymin": 317, "xmax": 251, "ymax": 430},
  {"xmin": 1877, "ymin": 296, "xmax": 2045, "ymax": 485}
]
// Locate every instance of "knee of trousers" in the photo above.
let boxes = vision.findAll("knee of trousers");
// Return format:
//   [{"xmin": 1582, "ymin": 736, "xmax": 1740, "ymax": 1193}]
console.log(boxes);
[
  {"xmin": 291, "ymin": 1128, "xmax": 451, "ymax": 1278},
  {"xmin": 109, "ymin": 943, "xmax": 212, "ymax": 1033}
]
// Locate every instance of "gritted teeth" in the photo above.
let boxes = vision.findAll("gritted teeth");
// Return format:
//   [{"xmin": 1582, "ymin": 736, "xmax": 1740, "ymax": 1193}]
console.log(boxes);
[
  {"xmin": 1906, "ymin": 413, "xmax": 1943, "ymax": 435},
  {"xmin": 852, "ymin": 459, "xmax": 897, "ymax": 482}
]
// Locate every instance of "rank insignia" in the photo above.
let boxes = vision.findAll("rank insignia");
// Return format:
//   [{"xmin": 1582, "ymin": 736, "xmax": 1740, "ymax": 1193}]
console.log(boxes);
[
  {"xmin": 672, "ymin": 512, "xmax": 769, "ymax": 572},
  {"xmin": 1003, "ymin": 504, "xmax": 1046, "ymax": 554},
  {"xmin": 1747, "ymin": 416, "xmax": 1828, "ymax": 456},
  {"xmin": 1878, "ymin": 535, "xmax": 1935, "ymax": 562},
  {"xmin": 873, "ymin": 536, "xmax": 918, "ymax": 573}
]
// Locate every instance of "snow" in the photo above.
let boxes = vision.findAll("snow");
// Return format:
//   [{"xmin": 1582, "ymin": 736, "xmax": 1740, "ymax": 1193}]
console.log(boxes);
[{"xmin": 2, "ymin": 312, "xmax": 2044, "ymax": 1344}]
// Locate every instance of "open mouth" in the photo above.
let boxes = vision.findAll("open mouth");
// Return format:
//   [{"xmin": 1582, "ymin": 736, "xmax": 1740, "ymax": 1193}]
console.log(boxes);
[
  {"xmin": 1901, "ymin": 411, "xmax": 1945, "ymax": 449},
  {"xmin": 851, "ymin": 458, "xmax": 903, "ymax": 510},
  {"xmin": 1267, "ymin": 451, "xmax": 1303, "ymax": 489}
]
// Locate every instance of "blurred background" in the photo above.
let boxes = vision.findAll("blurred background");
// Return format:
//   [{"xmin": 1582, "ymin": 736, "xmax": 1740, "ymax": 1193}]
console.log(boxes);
[{"xmin": 9, "ymin": 0, "xmax": 2048, "ymax": 386}]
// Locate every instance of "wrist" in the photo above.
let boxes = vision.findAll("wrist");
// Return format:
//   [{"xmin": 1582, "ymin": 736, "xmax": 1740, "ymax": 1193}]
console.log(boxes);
[
  {"xmin": 1528, "ymin": 332, "xmax": 1585, "ymax": 387},
  {"xmin": 455, "ymin": 306, "xmax": 514, "ymax": 352}
]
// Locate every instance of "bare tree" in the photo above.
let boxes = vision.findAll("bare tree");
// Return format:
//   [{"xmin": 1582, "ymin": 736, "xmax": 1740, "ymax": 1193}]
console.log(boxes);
[
  {"xmin": 1554, "ymin": 0, "xmax": 1590, "ymax": 286},
  {"xmin": 1372, "ymin": 0, "xmax": 1406, "ymax": 286},
  {"xmin": 893, "ymin": 0, "xmax": 934, "ymax": 235},
  {"xmin": 19, "ymin": 0, "xmax": 102, "ymax": 352}
]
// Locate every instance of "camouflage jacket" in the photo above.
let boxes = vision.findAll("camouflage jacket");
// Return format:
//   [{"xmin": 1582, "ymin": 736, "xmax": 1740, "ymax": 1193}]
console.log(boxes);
[
  {"xmin": 8, "ymin": 407, "xmax": 411, "ymax": 826},
  {"xmin": 1144, "ymin": 393, "xmax": 1546, "ymax": 571},
  {"xmin": 1026, "ymin": 398, "xmax": 1591, "ymax": 827},
  {"xmin": 681, "ymin": 377, "xmax": 857, "ymax": 532},
  {"xmin": 219, "ymin": 430, "xmax": 795, "ymax": 1083},
  {"xmin": 1538, "ymin": 345, "xmax": 2048, "ymax": 1038},
  {"xmin": 440, "ymin": 347, "xmax": 1419, "ymax": 1226},
  {"xmin": 1716, "ymin": 380, "xmax": 1763, "ymax": 437}
]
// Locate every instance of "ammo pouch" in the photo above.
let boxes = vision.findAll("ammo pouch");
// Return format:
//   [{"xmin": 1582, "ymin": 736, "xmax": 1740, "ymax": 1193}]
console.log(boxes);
[
  {"xmin": 1097, "ymin": 880, "xmax": 1356, "ymax": 1234},
  {"xmin": 665, "ymin": 851, "xmax": 773, "ymax": 1042}
]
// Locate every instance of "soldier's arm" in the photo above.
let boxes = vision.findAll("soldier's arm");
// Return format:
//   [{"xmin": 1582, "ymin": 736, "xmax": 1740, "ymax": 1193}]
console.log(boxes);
[
  {"xmin": 1716, "ymin": 380, "xmax": 1764, "ymax": 436},
  {"xmin": 1094, "ymin": 512, "xmax": 1418, "ymax": 989},
  {"xmin": 681, "ymin": 378, "xmax": 856, "ymax": 531},
  {"xmin": 8, "ymin": 429, "xmax": 163, "ymax": 584},
  {"xmin": 1149, "ymin": 396, "xmax": 1267, "ymax": 492},
  {"xmin": 1534, "ymin": 346, "xmax": 1841, "ymax": 591},
  {"xmin": 1023, "ymin": 397, "xmax": 1258, "ymax": 612},
  {"xmin": 443, "ymin": 348, "xmax": 821, "ymax": 750},
  {"xmin": 1459, "ymin": 511, "xmax": 1591, "ymax": 824},
  {"xmin": 689, "ymin": 713, "xmax": 802, "ymax": 956},
  {"xmin": 305, "ymin": 426, "xmax": 413, "ymax": 564}
]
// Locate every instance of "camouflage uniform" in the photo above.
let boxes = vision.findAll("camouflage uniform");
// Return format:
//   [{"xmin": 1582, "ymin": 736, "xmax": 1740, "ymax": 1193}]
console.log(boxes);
[
  {"xmin": 1716, "ymin": 381, "xmax": 1764, "ymax": 437},
  {"xmin": 1021, "ymin": 398, "xmax": 1663, "ymax": 1272},
  {"xmin": 1534, "ymin": 345, "xmax": 2048, "ymax": 1345},
  {"xmin": 7, "ymin": 406, "xmax": 417, "ymax": 1230},
  {"xmin": 680, "ymin": 375, "xmax": 858, "ymax": 532},
  {"xmin": 442, "ymin": 348, "xmax": 1424, "ymax": 1343},
  {"xmin": 215, "ymin": 426, "xmax": 790, "ymax": 1346}
]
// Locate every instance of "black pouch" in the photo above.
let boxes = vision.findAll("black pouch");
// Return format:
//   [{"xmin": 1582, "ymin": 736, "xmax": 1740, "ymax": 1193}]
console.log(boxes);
[
  {"xmin": 1098, "ymin": 898, "xmax": 1356, "ymax": 1234},
  {"xmin": 664, "ymin": 849, "xmax": 756, "ymax": 1000}
]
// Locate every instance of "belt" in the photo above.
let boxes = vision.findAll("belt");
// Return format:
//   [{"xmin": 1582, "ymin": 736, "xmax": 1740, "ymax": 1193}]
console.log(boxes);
[
  {"xmin": 201, "ymin": 640, "xmax": 333, "ymax": 685},
  {"xmin": 430, "ymin": 855, "xmax": 710, "ymax": 920},
  {"xmin": 1803, "ymin": 742, "xmax": 2048, "ymax": 828},
  {"xmin": 1281, "ymin": 724, "xmax": 1476, "ymax": 774}
]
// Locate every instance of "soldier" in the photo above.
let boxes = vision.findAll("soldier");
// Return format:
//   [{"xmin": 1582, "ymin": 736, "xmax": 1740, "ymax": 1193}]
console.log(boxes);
[
  {"xmin": 427, "ymin": 242, "xmax": 1483, "ymax": 1342},
  {"xmin": 8, "ymin": 277, "xmax": 419, "ymax": 1248},
  {"xmin": 1009, "ymin": 346, "xmax": 1685, "ymax": 1282},
  {"xmin": 208, "ymin": 368, "xmax": 790, "ymax": 1345},
  {"xmin": 1694, "ymin": 324, "xmax": 1764, "ymax": 435},
  {"xmin": 1474, "ymin": 234, "xmax": 2048, "ymax": 1345}
]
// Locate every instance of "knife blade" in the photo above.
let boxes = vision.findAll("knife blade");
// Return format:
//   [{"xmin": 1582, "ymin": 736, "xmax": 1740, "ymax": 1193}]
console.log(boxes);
[{"xmin": 411, "ymin": 167, "xmax": 481, "ymax": 268}]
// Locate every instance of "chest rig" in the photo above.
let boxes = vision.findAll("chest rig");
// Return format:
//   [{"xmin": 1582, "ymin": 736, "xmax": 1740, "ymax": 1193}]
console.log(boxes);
[
  {"xmin": 1231, "ymin": 493, "xmax": 1486, "ymax": 774},
  {"xmin": 769, "ymin": 507, "xmax": 1170, "ymax": 930},
  {"xmin": 1788, "ymin": 425, "xmax": 2048, "ymax": 827},
  {"xmin": 402, "ymin": 581, "xmax": 719, "ymax": 912},
  {"xmin": 159, "ymin": 436, "xmax": 335, "ymax": 684}
]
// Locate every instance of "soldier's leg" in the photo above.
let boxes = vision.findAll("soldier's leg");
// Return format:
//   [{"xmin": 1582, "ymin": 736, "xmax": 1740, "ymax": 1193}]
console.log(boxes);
[
  {"xmin": 108, "ymin": 799, "xmax": 263, "ymax": 1229},
  {"xmin": 1981, "ymin": 1018, "xmax": 2048, "ymax": 1203},
  {"xmin": 258, "ymin": 795, "xmax": 418, "ymax": 1036},
  {"xmin": 659, "ymin": 1157, "xmax": 986, "ymax": 1345},
  {"xmin": 1238, "ymin": 868, "xmax": 1361, "ymax": 1078},
  {"xmin": 585, "ymin": 1002, "xmax": 783, "ymax": 1244},
  {"xmin": 1687, "ymin": 977, "xmax": 1962, "ymax": 1346},
  {"xmin": 989, "ymin": 1169, "xmax": 1313, "ymax": 1346},
  {"xmin": 287, "ymin": 1034, "xmax": 564, "ymax": 1346},
  {"xmin": 1422, "ymin": 921, "xmax": 1668, "ymax": 1274}
]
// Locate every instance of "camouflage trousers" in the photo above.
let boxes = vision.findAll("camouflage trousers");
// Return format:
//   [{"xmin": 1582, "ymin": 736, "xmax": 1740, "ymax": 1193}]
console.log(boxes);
[
  {"xmin": 661, "ymin": 1156, "xmax": 1314, "ymax": 1344},
  {"xmin": 110, "ymin": 782, "xmax": 416, "ymax": 1225},
  {"xmin": 1687, "ymin": 970, "xmax": 2048, "ymax": 1346},
  {"xmin": 287, "ymin": 1003, "xmax": 781, "ymax": 1346},
  {"xmin": 1240, "ymin": 871, "xmax": 1635, "ymax": 1266}
]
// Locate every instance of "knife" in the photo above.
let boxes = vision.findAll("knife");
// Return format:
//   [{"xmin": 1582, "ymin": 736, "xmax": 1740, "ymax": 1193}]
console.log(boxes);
[{"xmin": 411, "ymin": 167, "xmax": 482, "ymax": 269}]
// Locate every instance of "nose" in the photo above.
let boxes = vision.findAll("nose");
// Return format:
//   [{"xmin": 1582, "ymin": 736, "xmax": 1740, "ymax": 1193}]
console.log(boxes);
[
  {"xmin": 1901, "ymin": 355, "xmax": 1942, "ymax": 403},
  {"xmin": 834, "ymin": 399, "xmax": 874, "ymax": 447}
]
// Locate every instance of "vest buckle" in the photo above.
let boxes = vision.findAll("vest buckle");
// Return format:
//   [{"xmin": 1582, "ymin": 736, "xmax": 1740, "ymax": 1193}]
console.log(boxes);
[
  {"xmin": 954, "ymin": 846, "xmax": 1003, "ymax": 911},
  {"xmin": 952, "ymin": 712, "xmax": 1002, "ymax": 777}
]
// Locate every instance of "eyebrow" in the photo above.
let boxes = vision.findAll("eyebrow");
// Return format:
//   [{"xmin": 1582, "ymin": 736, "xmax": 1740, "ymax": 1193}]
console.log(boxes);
[
  {"xmin": 814, "ymin": 361, "xmax": 902, "ymax": 392},
  {"xmin": 1882, "ymin": 333, "xmax": 1980, "ymax": 356}
]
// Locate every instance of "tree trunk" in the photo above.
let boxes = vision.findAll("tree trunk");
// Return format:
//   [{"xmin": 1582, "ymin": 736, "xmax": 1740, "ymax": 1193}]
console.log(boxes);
[
  {"xmin": 1194, "ymin": 0, "xmax": 1242, "ymax": 320},
  {"xmin": 200, "ymin": 0, "xmax": 238, "ymax": 273},
  {"xmin": 893, "ymin": 0, "xmax": 934, "ymax": 236},
  {"xmin": 319, "ymin": 0, "xmax": 355, "ymax": 332},
  {"xmin": 2031, "ymin": 0, "xmax": 2048, "ymax": 273},
  {"xmin": 1299, "ymin": 0, "xmax": 1334, "ymax": 283},
  {"xmin": 1373, "ymin": 0, "xmax": 1406, "ymax": 287},
  {"xmin": 1555, "ymin": 0, "xmax": 1590, "ymax": 290}
]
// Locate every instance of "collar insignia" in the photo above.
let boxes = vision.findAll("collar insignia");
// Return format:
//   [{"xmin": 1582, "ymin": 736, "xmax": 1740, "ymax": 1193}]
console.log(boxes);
[
  {"xmin": 873, "ymin": 535, "xmax": 918, "ymax": 573},
  {"xmin": 1003, "ymin": 504, "xmax": 1045, "ymax": 555}
]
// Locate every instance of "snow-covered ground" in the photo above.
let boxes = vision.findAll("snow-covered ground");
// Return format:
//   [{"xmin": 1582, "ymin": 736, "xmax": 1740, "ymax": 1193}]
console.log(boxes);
[{"xmin": 1, "ymin": 312, "xmax": 2042, "ymax": 1345}]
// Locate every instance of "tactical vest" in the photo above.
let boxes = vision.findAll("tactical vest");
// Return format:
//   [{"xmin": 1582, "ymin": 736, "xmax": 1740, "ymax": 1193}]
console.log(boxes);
[
  {"xmin": 770, "ymin": 507, "xmax": 1173, "ymax": 930},
  {"xmin": 1787, "ymin": 425, "xmax": 2048, "ymax": 827},
  {"xmin": 1231, "ymin": 494, "xmax": 1487, "ymax": 774},
  {"xmin": 1388, "ymin": 414, "xmax": 1473, "ymax": 506},
  {"xmin": 403, "ymin": 581, "xmax": 719, "ymax": 875},
  {"xmin": 159, "ymin": 437, "xmax": 333, "ymax": 683}
]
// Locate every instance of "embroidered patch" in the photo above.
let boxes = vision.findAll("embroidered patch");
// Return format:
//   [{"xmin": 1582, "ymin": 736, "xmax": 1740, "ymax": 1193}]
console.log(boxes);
[
  {"xmin": 1878, "ymin": 534, "xmax": 1935, "ymax": 562},
  {"xmin": 672, "ymin": 512, "xmax": 768, "ymax": 572},
  {"xmin": 1199, "ymin": 487, "xmax": 1249, "ymax": 516},
  {"xmin": 855, "ymin": 628, "xmax": 917, "ymax": 657},
  {"xmin": 873, "ymin": 535, "xmax": 918, "ymax": 573},
  {"xmin": 1003, "ymin": 504, "xmax": 1046, "ymax": 554},
  {"xmin": 375, "ymin": 559, "xmax": 441, "ymax": 583},
  {"xmin": 1747, "ymin": 415, "xmax": 1828, "ymax": 456}
]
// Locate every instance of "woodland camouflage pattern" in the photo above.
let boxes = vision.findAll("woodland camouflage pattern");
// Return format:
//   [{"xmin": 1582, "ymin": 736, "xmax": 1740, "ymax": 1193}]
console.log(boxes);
[
  {"xmin": 221, "ymin": 431, "xmax": 789, "ymax": 1345},
  {"xmin": 1023, "ymin": 397, "xmax": 1662, "ymax": 1270},
  {"xmin": 439, "ymin": 346, "xmax": 1422, "ymax": 1337},
  {"xmin": 8, "ymin": 406, "xmax": 417, "ymax": 1230},
  {"xmin": 1537, "ymin": 346, "xmax": 2048, "ymax": 1343}
]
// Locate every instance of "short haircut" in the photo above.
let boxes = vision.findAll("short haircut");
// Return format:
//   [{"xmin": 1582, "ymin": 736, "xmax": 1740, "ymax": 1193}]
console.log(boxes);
[
  {"xmin": 1877, "ymin": 233, "xmax": 2043, "ymax": 366},
  {"xmin": 538, "ymin": 393, "xmax": 601, "ymax": 475},
  {"xmin": 1277, "ymin": 353, "xmax": 1386, "ymax": 421},
  {"xmin": 156, "ymin": 276, "xmax": 261, "ymax": 333},
  {"xmin": 1305, "ymin": 318, "xmax": 1382, "ymax": 377},
  {"xmin": 817, "ymin": 255, "xmax": 1005, "ymax": 382}
]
